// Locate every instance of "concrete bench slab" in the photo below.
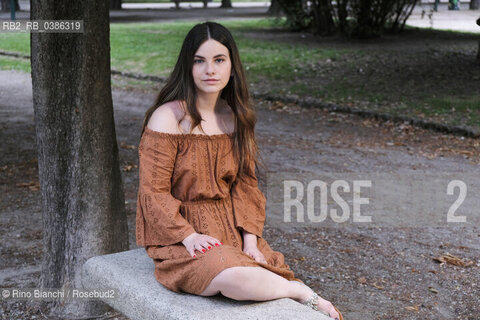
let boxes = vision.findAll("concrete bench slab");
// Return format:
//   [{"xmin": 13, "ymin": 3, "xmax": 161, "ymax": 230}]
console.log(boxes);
[{"xmin": 81, "ymin": 248, "xmax": 332, "ymax": 320}]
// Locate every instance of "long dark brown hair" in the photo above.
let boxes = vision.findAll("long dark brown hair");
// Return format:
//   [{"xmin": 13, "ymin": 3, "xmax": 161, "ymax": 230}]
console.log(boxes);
[{"xmin": 140, "ymin": 21, "xmax": 264, "ymax": 180}]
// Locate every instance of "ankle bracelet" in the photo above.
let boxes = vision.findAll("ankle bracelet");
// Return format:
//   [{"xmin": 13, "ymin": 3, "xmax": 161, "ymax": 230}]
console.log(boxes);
[
  {"xmin": 302, "ymin": 292, "xmax": 331, "ymax": 316},
  {"xmin": 302, "ymin": 291, "xmax": 319, "ymax": 311}
]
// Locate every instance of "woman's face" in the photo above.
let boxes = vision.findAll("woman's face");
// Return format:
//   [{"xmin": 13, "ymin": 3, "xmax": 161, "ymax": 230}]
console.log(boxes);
[{"xmin": 192, "ymin": 39, "xmax": 232, "ymax": 95}]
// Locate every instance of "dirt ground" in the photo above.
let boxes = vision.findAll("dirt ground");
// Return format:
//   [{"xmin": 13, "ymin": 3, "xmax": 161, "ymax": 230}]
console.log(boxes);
[{"xmin": 1, "ymin": 67, "xmax": 479, "ymax": 320}]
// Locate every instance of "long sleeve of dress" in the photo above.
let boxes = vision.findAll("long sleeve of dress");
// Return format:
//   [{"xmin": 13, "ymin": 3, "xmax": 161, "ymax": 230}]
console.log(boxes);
[
  {"xmin": 230, "ymin": 157, "xmax": 266, "ymax": 239},
  {"xmin": 136, "ymin": 132, "xmax": 196, "ymax": 247}
]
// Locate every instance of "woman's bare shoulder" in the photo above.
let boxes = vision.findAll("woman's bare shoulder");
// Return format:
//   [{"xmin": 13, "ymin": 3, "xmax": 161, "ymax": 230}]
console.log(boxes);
[{"xmin": 147, "ymin": 100, "xmax": 186, "ymax": 134}]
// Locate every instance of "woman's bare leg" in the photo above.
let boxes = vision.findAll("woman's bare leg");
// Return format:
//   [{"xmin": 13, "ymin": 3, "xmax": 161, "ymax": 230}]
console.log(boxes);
[{"xmin": 199, "ymin": 266, "xmax": 339, "ymax": 319}]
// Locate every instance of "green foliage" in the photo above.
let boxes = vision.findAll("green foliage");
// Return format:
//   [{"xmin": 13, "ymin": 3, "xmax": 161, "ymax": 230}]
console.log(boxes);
[{"xmin": 276, "ymin": 0, "xmax": 419, "ymax": 38}]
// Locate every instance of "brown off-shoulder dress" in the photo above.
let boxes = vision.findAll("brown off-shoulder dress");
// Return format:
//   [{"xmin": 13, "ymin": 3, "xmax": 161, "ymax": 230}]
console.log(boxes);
[{"xmin": 136, "ymin": 126, "xmax": 304, "ymax": 295}]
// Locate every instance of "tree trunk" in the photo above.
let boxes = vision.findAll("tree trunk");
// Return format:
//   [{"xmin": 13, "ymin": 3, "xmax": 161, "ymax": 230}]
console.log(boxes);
[
  {"xmin": 221, "ymin": 0, "xmax": 232, "ymax": 8},
  {"xmin": 0, "ymin": 0, "xmax": 20, "ymax": 12},
  {"xmin": 30, "ymin": 0, "xmax": 128, "ymax": 318},
  {"xmin": 477, "ymin": 18, "xmax": 480, "ymax": 61},
  {"xmin": 477, "ymin": 40, "xmax": 480, "ymax": 61},
  {"xmin": 470, "ymin": 0, "xmax": 480, "ymax": 9},
  {"xmin": 312, "ymin": 0, "xmax": 336, "ymax": 36},
  {"xmin": 110, "ymin": 0, "xmax": 122, "ymax": 10},
  {"xmin": 267, "ymin": 0, "xmax": 283, "ymax": 16}
]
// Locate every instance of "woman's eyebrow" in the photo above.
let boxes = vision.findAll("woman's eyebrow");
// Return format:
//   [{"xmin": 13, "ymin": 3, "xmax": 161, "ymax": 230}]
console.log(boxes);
[{"xmin": 194, "ymin": 54, "xmax": 227, "ymax": 59}]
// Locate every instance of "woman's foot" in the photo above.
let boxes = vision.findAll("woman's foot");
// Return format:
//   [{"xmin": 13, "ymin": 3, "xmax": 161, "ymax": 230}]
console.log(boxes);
[
  {"xmin": 314, "ymin": 293, "xmax": 340, "ymax": 319},
  {"xmin": 290, "ymin": 281, "xmax": 341, "ymax": 319}
]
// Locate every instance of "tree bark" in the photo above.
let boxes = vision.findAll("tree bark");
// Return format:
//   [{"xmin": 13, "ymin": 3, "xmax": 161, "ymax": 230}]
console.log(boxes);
[
  {"xmin": 477, "ymin": 40, "xmax": 480, "ymax": 61},
  {"xmin": 477, "ymin": 18, "xmax": 480, "ymax": 61},
  {"xmin": 267, "ymin": 0, "xmax": 283, "ymax": 16},
  {"xmin": 312, "ymin": 0, "xmax": 336, "ymax": 36},
  {"xmin": 30, "ymin": 0, "xmax": 128, "ymax": 317},
  {"xmin": 221, "ymin": 0, "xmax": 232, "ymax": 8},
  {"xmin": 470, "ymin": 0, "xmax": 480, "ymax": 9},
  {"xmin": 110, "ymin": 0, "xmax": 122, "ymax": 10},
  {"xmin": 0, "ymin": 0, "xmax": 20, "ymax": 12}
]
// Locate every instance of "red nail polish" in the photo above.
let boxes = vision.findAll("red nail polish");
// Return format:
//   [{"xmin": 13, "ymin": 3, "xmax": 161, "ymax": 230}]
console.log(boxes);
[
  {"xmin": 202, "ymin": 249, "xmax": 206, "ymax": 252},
  {"xmin": 208, "ymin": 246, "xmax": 211, "ymax": 249},
  {"xmin": 193, "ymin": 255, "xmax": 196, "ymax": 258},
  {"xmin": 215, "ymin": 243, "xmax": 219, "ymax": 246},
  {"xmin": 220, "ymin": 242, "xmax": 223, "ymax": 245}
]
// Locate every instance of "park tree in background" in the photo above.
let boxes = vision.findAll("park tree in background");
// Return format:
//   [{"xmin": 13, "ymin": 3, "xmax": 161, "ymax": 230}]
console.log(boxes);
[
  {"xmin": 477, "ymin": 17, "xmax": 480, "ymax": 61},
  {"xmin": 30, "ymin": 0, "xmax": 128, "ymax": 317},
  {"xmin": 0, "ymin": 0, "xmax": 19, "ymax": 12},
  {"xmin": 268, "ymin": 0, "xmax": 283, "ymax": 15},
  {"xmin": 471, "ymin": 0, "xmax": 480, "ymax": 9},
  {"xmin": 221, "ymin": 0, "xmax": 232, "ymax": 8},
  {"xmin": 110, "ymin": 0, "xmax": 122, "ymax": 10},
  {"xmin": 276, "ymin": 0, "xmax": 419, "ymax": 38}
]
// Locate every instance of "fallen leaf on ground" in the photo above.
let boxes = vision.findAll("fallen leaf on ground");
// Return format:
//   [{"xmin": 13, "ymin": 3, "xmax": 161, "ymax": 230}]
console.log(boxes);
[
  {"xmin": 357, "ymin": 276, "xmax": 367, "ymax": 284},
  {"xmin": 123, "ymin": 164, "xmax": 138, "ymax": 172},
  {"xmin": 405, "ymin": 304, "xmax": 420, "ymax": 312},
  {"xmin": 372, "ymin": 282, "xmax": 384, "ymax": 290},
  {"xmin": 16, "ymin": 181, "xmax": 40, "ymax": 191},
  {"xmin": 292, "ymin": 256, "xmax": 305, "ymax": 262},
  {"xmin": 419, "ymin": 151, "xmax": 437, "ymax": 159},
  {"xmin": 432, "ymin": 253, "xmax": 474, "ymax": 267},
  {"xmin": 120, "ymin": 142, "xmax": 137, "ymax": 150}
]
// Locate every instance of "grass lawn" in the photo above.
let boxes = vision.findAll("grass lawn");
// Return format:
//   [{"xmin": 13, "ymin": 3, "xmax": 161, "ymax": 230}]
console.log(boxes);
[
  {"xmin": 0, "ymin": 18, "xmax": 478, "ymax": 133},
  {"xmin": 0, "ymin": 56, "xmax": 30, "ymax": 73}
]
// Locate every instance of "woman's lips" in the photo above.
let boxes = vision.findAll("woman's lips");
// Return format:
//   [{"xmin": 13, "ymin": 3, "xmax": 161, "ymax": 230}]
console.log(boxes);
[{"xmin": 204, "ymin": 79, "xmax": 219, "ymax": 84}]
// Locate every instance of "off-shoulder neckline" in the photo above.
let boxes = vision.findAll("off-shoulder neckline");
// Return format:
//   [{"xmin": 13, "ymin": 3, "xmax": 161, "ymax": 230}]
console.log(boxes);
[{"xmin": 144, "ymin": 126, "xmax": 235, "ymax": 139}]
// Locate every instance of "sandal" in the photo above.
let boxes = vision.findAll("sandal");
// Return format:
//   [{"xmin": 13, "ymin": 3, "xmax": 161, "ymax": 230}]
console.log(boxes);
[{"xmin": 302, "ymin": 291, "xmax": 344, "ymax": 320}]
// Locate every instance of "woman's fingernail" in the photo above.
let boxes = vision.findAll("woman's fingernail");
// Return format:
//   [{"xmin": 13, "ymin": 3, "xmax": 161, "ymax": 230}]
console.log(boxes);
[
  {"xmin": 220, "ymin": 242, "xmax": 223, "ymax": 245},
  {"xmin": 215, "ymin": 243, "xmax": 219, "ymax": 246},
  {"xmin": 193, "ymin": 255, "xmax": 196, "ymax": 258},
  {"xmin": 208, "ymin": 246, "xmax": 211, "ymax": 249},
  {"xmin": 202, "ymin": 249, "xmax": 206, "ymax": 252}
]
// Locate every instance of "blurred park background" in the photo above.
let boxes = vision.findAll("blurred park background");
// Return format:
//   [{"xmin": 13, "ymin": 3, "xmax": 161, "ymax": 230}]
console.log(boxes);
[{"xmin": 1, "ymin": 0, "xmax": 479, "ymax": 135}]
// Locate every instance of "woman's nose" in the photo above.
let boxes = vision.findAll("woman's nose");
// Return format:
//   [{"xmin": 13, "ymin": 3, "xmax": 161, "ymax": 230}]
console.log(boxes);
[{"xmin": 205, "ymin": 62, "xmax": 215, "ymax": 74}]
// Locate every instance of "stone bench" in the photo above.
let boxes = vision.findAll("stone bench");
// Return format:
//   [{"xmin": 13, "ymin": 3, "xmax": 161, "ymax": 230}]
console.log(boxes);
[{"xmin": 81, "ymin": 248, "xmax": 331, "ymax": 320}]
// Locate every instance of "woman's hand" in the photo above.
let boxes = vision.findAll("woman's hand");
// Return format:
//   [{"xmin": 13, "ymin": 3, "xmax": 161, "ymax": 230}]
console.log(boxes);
[
  {"xmin": 243, "ymin": 244, "xmax": 268, "ymax": 264},
  {"xmin": 181, "ymin": 232, "xmax": 222, "ymax": 258},
  {"xmin": 241, "ymin": 229, "xmax": 267, "ymax": 264}
]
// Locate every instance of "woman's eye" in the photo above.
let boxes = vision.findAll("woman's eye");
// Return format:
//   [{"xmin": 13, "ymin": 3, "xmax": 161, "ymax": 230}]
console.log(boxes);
[{"xmin": 194, "ymin": 58, "xmax": 224, "ymax": 64}]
